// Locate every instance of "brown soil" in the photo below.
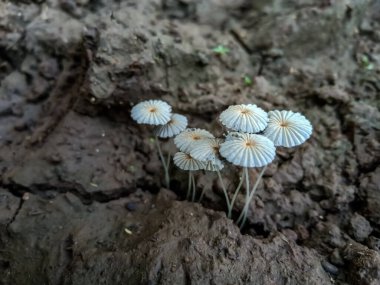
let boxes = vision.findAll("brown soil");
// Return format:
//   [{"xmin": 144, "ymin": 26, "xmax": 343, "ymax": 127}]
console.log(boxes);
[{"xmin": 0, "ymin": 1, "xmax": 379, "ymax": 284}]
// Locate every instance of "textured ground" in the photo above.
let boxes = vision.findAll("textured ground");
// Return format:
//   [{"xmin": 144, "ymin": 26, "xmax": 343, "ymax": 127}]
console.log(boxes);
[{"xmin": 0, "ymin": 0, "xmax": 379, "ymax": 284}]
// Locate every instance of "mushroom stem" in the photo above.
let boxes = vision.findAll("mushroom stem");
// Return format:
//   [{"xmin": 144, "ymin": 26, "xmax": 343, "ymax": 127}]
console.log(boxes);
[
  {"xmin": 187, "ymin": 171, "xmax": 192, "ymax": 200},
  {"xmin": 191, "ymin": 171, "xmax": 196, "ymax": 202},
  {"xmin": 216, "ymin": 169, "xmax": 230, "ymax": 213},
  {"xmin": 155, "ymin": 136, "xmax": 170, "ymax": 189},
  {"xmin": 228, "ymin": 168, "xmax": 246, "ymax": 218},
  {"xmin": 198, "ymin": 184, "xmax": 207, "ymax": 202},
  {"xmin": 243, "ymin": 166, "xmax": 250, "ymax": 219},
  {"xmin": 237, "ymin": 165, "xmax": 267, "ymax": 228}
]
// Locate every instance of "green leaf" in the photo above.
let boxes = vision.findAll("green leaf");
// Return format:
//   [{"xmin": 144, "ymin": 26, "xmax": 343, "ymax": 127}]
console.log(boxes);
[
  {"xmin": 213, "ymin": 45, "xmax": 230, "ymax": 55},
  {"xmin": 243, "ymin": 75, "xmax": 253, "ymax": 86}
]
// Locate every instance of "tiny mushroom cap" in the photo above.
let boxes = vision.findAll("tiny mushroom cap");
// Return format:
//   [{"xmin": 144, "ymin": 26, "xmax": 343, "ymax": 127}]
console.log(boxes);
[
  {"xmin": 263, "ymin": 110, "xmax": 312, "ymax": 147},
  {"xmin": 219, "ymin": 104, "xmax": 268, "ymax": 133},
  {"xmin": 190, "ymin": 138, "xmax": 223, "ymax": 162},
  {"xmin": 131, "ymin": 99, "xmax": 172, "ymax": 125},
  {"xmin": 173, "ymin": 152, "xmax": 206, "ymax": 171},
  {"xmin": 204, "ymin": 159, "xmax": 224, "ymax": 171},
  {"xmin": 220, "ymin": 133, "xmax": 276, "ymax": 168},
  {"xmin": 174, "ymin": 128, "xmax": 215, "ymax": 153},
  {"xmin": 153, "ymin": 113, "xmax": 188, "ymax": 138}
]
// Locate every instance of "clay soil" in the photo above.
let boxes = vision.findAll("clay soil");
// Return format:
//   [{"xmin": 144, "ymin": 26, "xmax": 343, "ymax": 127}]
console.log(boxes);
[{"xmin": 0, "ymin": 1, "xmax": 380, "ymax": 284}]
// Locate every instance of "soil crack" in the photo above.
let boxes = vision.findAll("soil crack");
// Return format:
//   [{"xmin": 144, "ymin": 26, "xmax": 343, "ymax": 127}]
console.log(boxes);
[
  {"xmin": 5, "ymin": 194, "xmax": 25, "ymax": 236},
  {"xmin": 1, "ymin": 181, "xmax": 135, "ymax": 205}
]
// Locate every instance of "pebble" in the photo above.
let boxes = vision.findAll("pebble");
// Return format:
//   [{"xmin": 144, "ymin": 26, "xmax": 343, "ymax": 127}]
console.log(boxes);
[
  {"xmin": 330, "ymin": 248, "xmax": 344, "ymax": 266},
  {"xmin": 367, "ymin": 236, "xmax": 380, "ymax": 251},
  {"xmin": 321, "ymin": 260, "xmax": 339, "ymax": 276},
  {"xmin": 349, "ymin": 213, "xmax": 373, "ymax": 242},
  {"xmin": 125, "ymin": 201, "xmax": 139, "ymax": 212}
]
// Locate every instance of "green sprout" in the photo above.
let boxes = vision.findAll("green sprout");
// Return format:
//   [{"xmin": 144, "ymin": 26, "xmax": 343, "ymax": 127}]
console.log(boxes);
[
  {"xmin": 213, "ymin": 45, "xmax": 230, "ymax": 55},
  {"xmin": 128, "ymin": 165, "xmax": 136, "ymax": 173},
  {"xmin": 243, "ymin": 75, "xmax": 253, "ymax": 86},
  {"xmin": 360, "ymin": 54, "xmax": 374, "ymax": 70}
]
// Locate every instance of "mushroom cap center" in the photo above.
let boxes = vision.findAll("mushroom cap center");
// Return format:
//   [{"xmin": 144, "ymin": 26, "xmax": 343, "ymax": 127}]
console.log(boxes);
[
  {"xmin": 212, "ymin": 146, "xmax": 220, "ymax": 153},
  {"xmin": 240, "ymin": 109, "xmax": 250, "ymax": 115}
]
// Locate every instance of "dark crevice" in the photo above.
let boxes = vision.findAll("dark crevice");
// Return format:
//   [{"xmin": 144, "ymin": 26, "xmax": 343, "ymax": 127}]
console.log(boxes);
[
  {"xmin": 257, "ymin": 54, "xmax": 266, "ymax": 76},
  {"xmin": 1, "ymin": 181, "xmax": 136, "ymax": 205},
  {"xmin": 5, "ymin": 195, "xmax": 25, "ymax": 236},
  {"xmin": 230, "ymin": 29, "xmax": 253, "ymax": 54},
  {"xmin": 242, "ymin": 222, "xmax": 270, "ymax": 238}
]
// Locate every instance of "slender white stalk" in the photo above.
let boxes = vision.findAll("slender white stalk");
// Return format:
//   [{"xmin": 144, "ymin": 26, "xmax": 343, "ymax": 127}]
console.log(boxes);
[
  {"xmin": 216, "ymin": 169, "xmax": 230, "ymax": 213},
  {"xmin": 166, "ymin": 153, "xmax": 171, "ymax": 168},
  {"xmin": 198, "ymin": 182, "xmax": 208, "ymax": 202},
  {"xmin": 228, "ymin": 169, "xmax": 246, "ymax": 218},
  {"xmin": 155, "ymin": 136, "xmax": 170, "ymax": 188},
  {"xmin": 245, "ymin": 167, "xmax": 250, "ymax": 200},
  {"xmin": 237, "ymin": 165, "xmax": 267, "ymax": 228},
  {"xmin": 191, "ymin": 172, "xmax": 196, "ymax": 202},
  {"xmin": 187, "ymin": 171, "xmax": 192, "ymax": 200}
]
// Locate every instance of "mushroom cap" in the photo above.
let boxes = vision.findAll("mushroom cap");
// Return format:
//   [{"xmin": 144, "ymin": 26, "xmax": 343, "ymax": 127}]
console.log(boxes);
[
  {"xmin": 190, "ymin": 138, "xmax": 223, "ymax": 162},
  {"xmin": 220, "ymin": 133, "xmax": 276, "ymax": 167},
  {"xmin": 204, "ymin": 159, "xmax": 224, "ymax": 171},
  {"xmin": 174, "ymin": 128, "xmax": 215, "ymax": 153},
  {"xmin": 173, "ymin": 152, "xmax": 206, "ymax": 171},
  {"xmin": 131, "ymin": 100, "xmax": 172, "ymax": 125},
  {"xmin": 263, "ymin": 110, "xmax": 312, "ymax": 147},
  {"xmin": 153, "ymin": 113, "xmax": 188, "ymax": 138},
  {"xmin": 219, "ymin": 104, "xmax": 268, "ymax": 133}
]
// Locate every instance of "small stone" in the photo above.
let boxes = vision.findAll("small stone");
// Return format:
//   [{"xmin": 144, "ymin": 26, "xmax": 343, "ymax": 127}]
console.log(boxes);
[
  {"xmin": 330, "ymin": 248, "xmax": 344, "ymax": 266},
  {"xmin": 349, "ymin": 213, "xmax": 373, "ymax": 242},
  {"xmin": 125, "ymin": 201, "xmax": 138, "ymax": 212},
  {"xmin": 22, "ymin": 193, "xmax": 30, "ymax": 201},
  {"xmin": 282, "ymin": 229, "xmax": 298, "ymax": 242},
  {"xmin": 295, "ymin": 224, "xmax": 309, "ymax": 241},
  {"xmin": 321, "ymin": 260, "xmax": 339, "ymax": 276},
  {"xmin": 319, "ymin": 199, "xmax": 332, "ymax": 210},
  {"xmin": 367, "ymin": 236, "xmax": 380, "ymax": 251}
]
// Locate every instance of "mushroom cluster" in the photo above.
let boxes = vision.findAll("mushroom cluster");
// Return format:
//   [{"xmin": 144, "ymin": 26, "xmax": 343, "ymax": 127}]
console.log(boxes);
[
  {"xmin": 173, "ymin": 129, "xmax": 225, "ymax": 202},
  {"xmin": 218, "ymin": 106, "xmax": 312, "ymax": 228},
  {"xmin": 131, "ymin": 100, "xmax": 188, "ymax": 188},
  {"xmin": 131, "ymin": 100, "xmax": 312, "ymax": 229}
]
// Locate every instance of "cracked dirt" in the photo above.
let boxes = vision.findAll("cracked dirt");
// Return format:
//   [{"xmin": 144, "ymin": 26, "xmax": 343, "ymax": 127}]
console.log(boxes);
[{"xmin": 0, "ymin": 0, "xmax": 380, "ymax": 284}]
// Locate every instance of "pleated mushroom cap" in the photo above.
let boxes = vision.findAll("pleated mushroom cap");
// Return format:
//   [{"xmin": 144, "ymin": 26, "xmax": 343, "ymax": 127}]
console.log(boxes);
[
  {"xmin": 131, "ymin": 100, "xmax": 172, "ymax": 125},
  {"xmin": 173, "ymin": 152, "xmax": 206, "ymax": 171},
  {"xmin": 263, "ymin": 110, "xmax": 312, "ymax": 147},
  {"xmin": 204, "ymin": 159, "xmax": 224, "ymax": 171},
  {"xmin": 220, "ymin": 133, "xmax": 276, "ymax": 167},
  {"xmin": 174, "ymin": 128, "xmax": 215, "ymax": 153},
  {"xmin": 190, "ymin": 138, "xmax": 223, "ymax": 162},
  {"xmin": 219, "ymin": 104, "xmax": 268, "ymax": 133},
  {"xmin": 153, "ymin": 113, "xmax": 188, "ymax": 138}
]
